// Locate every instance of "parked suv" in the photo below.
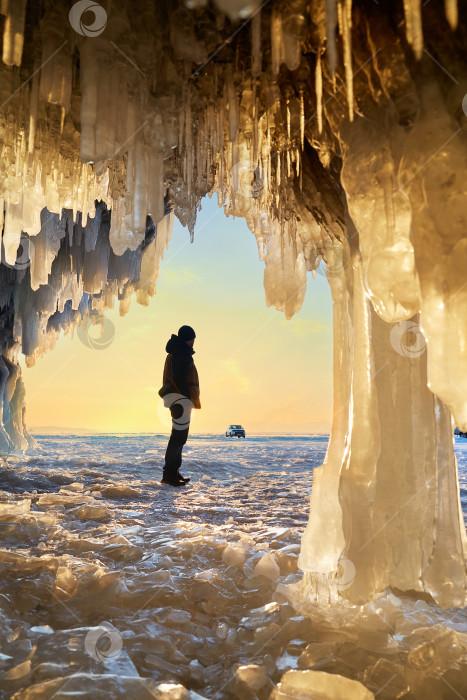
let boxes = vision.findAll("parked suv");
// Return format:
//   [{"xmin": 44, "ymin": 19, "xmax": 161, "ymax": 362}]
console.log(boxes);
[{"xmin": 225, "ymin": 424, "xmax": 246, "ymax": 438}]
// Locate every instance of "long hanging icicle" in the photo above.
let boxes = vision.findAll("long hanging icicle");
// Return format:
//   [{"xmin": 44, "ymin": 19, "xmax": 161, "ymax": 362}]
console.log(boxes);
[
  {"xmin": 2, "ymin": 0, "xmax": 27, "ymax": 67},
  {"xmin": 444, "ymin": 0, "xmax": 458, "ymax": 30},
  {"xmin": 402, "ymin": 0, "xmax": 423, "ymax": 58},
  {"xmin": 299, "ymin": 88, "xmax": 305, "ymax": 150},
  {"xmin": 251, "ymin": 9, "xmax": 262, "ymax": 77},
  {"xmin": 338, "ymin": 0, "xmax": 354, "ymax": 121},
  {"xmin": 28, "ymin": 64, "xmax": 40, "ymax": 158},
  {"xmin": 185, "ymin": 87, "xmax": 192, "ymax": 200},
  {"xmin": 270, "ymin": 7, "xmax": 283, "ymax": 75},
  {"xmin": 227, "ymin": 72, "xmax": 239, "ymax": 142},
  {"xmin": 325, "ymin": 0, "xmax": 338, "ymax": 73},
  {"xmin": 316, "ymin": 52, "xmax": 323, "ymax": 135}
]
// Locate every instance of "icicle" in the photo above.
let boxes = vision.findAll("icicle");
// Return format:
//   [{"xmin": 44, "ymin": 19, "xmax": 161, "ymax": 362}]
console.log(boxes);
[
  {"xmin": 185, "ymin": 89, "xmax": 192, "ymax": 199},
  {"xmin": 270, "ymin": 8, "xmax": 283, "ymax": 75},
  {"xmin": 39, "ymin": 8, "xmax": 72, "ymax": 113},
  {"xmin": 287, "ymin": 99, "xmax": 291, "ymax": 141},
  {"xmin": 316, "ymin": 52, "xmax": 323, "ymax": 135},
  {"xmin": 147, "ymin": 151, "xmax": 164, "ymax": 225},
  {"xmin": 196, "ymin": 122, "xmax": 203, "ymax": 192},
  {"xmin": 219, "ymin": 144, "xmax": 225, "ymax": 205},
  {"xmin": 295, "ymin": 147, "xmax": 300, "ymax": 178},
  {"xmin": 338, "ymin": 0, "xmax": 354, "ymax": 122},
  {"xmin": 2, "ymin": 0, "xmax": 27, "ymax": 67},
  {"xmin": 227, "ymin": 72, "xmax": 239, "ymax": 142},
  {"xmin": 282, "ymin": 4, "xmax": 306, "ymax": 72},
  {"xmin": 287, "ymin": 147, "xmax": 291, "ymax": 177},
  {"xmin": 218, "ymin": 97, "xmax": 225, "ymax": 154},
  {"xmin": 178, "ymin": 97, "xmax": 185, "ymax": 152},
  {"xmin": 251, "ymin": 9, "xmax": 262, "ymax": 77},
  {"xmin": 325, "ymin": 0, "xmax": 338, "ymax": 73},
  {"xmin": 28, "ymin": 64, "xmax": 39, "ymax": 158},
  {"xmin": 80, "ymin": 42, "xmax": 100, "ymax": 163},
  {"xmin": 299, "ymin": 88, "xmax": 305, "ymax": 150},
  {"xmin": 267, "ymin": 125, "xmax": 272, "ymax": 197},
  {"xmin": 445, "ymin": 0, "xmax": 458, "ymax": 30},
  {"xmin": 403, "ymin": 0, "xmax": 423, "ymax": 59}
]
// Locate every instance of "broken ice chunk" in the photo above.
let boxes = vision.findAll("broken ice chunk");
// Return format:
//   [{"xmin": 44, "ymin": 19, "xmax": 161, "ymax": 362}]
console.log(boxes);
[
  {"xmin": 13, "ymin": 673, "xmax": 160, "ymax": 698},
  {"xmin": 59, "ymin": 482, "xmax": 84, "ymax": 493},
  {"xmin": 236, "ymin": 664, "xmax": 269, "ymax": 690},
  {"xmin": 0, "ymin": 499, "xmax": 30, "ymax": 515},
  {"xmin": 72, "ymin": 504, "xmax": 111, "ymax": 520},
  {"xmin": 298, "ymin": 642, "xmax": 337, "ymax": 669},
  {"xmin": 28, "ymin": 626, "xmax": 54, "ymax": 635},
  {"xmin": 270, "ymin": 669, "xmax": 375, "ymax": 699},
  {"xmin": 363, "ymin": 658, "xmax": 408, "ymax": 699},
  {"xmin": 254, "ymin": 552, "xmax": 280, "ymax": 581},
  {"xmin": 0, "ymin": 659, "xmax": 31, "ymax": 691},
  {"xmin": 222, "ymin": 544, "xmax": 247, "ymax": 566}
]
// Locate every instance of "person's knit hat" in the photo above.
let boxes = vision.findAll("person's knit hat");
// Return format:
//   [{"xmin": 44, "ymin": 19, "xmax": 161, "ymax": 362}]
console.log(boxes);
[{"xmin": 178, "ymin": 325, "xmax": 196, "ymax": 341}]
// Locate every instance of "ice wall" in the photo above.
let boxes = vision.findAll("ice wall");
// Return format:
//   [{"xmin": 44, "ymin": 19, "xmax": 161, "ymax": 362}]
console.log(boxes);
[
  {"xmin": 0, "ymin": 204, "xmax": 173, "ymax": 451},
  {"xmin": 299, "ymin": 254, "xmax": 467, "ymax": 607},
  {"xmin": 0, "ymin": 0, "xmax": 465, "ymax": 605}
]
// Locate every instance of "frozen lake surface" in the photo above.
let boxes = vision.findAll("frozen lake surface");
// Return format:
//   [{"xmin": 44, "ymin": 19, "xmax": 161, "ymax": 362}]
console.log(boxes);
[{"xmin": 0, "ymin": 433, "xmax": 466, "ymax": 698}]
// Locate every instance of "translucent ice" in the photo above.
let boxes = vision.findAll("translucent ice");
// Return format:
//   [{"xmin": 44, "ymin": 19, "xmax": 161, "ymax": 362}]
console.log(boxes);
[
  {"xmin": 270, "ymin": 669, "xmax": 375, "ymax": 699},
  {"xmin": 0, "ymin": 0, "xmax": 464, "ymax": 673}
]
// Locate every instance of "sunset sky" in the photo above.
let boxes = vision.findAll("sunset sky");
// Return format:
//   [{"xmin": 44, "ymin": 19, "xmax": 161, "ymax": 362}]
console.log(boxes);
[{"xmin": 21, "ymin": 195, "xmax": 333, "ymax": 435}]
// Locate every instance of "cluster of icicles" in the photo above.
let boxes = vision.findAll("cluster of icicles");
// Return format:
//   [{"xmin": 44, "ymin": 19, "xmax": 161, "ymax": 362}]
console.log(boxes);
[{"xmin": 0, "ymin": 0, "xmax": 458, "ymax": 261}]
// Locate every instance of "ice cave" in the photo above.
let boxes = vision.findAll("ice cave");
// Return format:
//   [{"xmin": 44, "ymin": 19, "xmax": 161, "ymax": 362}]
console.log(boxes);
[{"xmin": 0, "ymin": 0, "xmax": 466, "ymax": 698}]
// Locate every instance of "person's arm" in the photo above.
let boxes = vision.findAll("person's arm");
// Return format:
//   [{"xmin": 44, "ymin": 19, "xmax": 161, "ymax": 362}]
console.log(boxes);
[{"xmin": 171, "ymin": 352, "xmax": 191, "ymax": 398}]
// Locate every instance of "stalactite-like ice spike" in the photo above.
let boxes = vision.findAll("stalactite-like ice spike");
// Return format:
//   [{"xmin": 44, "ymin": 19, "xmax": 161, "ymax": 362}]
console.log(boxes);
[
  {"xmin": 2, "ymin": 0, "xmax": 27, "ymax": 67},
  {"xmin": 325, "ymin": 0, "xmax": 338, "ymax": 73},
  {"xmin": 340, "ymin": 0, "xmax": 354, "ymax": 122},
  {"xmin": 316, "ymin": 52, "xmax": 323, "ymax": 135},
  {"xmin": 403, "ymin": 0, "xmax": 423, "ymax": 58},
  {"xmin": 251, "ymin": 9, "xmax": 261, "ymax": 76},
  {"xmin": 445, "ymin": 0, "xmax": 458, "ymax": 30},
  {"xmin": 28, "ymin": 66, "xmax": 39, "ymax": 157},
  {"xmin": 300, "ymin": 89, "xmax": 305, "ymax": 150}
]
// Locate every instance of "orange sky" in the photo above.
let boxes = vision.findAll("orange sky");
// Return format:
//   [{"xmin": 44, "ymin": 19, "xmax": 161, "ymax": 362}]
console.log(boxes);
[{"xmin": 21, "ymin": 196, "xmax": 333, "ymax": 434}]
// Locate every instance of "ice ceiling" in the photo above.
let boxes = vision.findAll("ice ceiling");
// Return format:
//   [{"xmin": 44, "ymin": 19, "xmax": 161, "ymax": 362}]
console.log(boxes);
[{"xmin": 0, "ymin": 0, "xmax": 466, "ymax": 607}]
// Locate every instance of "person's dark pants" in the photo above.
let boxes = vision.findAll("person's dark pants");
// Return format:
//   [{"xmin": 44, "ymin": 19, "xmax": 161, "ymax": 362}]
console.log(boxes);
[{"xmin": 164, "ymin": 403, "xmax": 191, "ymax": 479}]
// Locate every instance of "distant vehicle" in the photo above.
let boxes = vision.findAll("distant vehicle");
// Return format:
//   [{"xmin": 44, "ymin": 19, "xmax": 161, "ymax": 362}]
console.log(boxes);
[{"xmin": 225, "ymin": 424, "xmax": 246, "ymax": 438}]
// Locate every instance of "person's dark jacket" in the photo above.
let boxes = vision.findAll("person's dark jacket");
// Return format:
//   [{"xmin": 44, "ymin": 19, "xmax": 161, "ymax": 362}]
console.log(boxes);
[{"xmin": 163, "ymin": 335, "xmax": 201, "ymax": 409}]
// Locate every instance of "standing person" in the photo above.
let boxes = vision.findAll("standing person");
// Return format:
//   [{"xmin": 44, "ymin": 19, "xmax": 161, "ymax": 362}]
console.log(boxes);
[{"xmin": 161, "ymin": 325, "xmax": 201, "ymax": 486}]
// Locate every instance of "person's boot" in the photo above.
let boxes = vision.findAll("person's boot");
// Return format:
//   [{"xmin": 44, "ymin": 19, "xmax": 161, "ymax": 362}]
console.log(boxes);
[
  {"xmin": 161, "ymin": 473, "xmax": 185, "ymax": 487},
  {"xmin": 177, "ymin": 472, "xmax": 190, "ymax": 483}
]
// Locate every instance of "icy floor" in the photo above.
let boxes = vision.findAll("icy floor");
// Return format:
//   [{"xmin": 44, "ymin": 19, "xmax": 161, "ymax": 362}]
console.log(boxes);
[{"xmin": 0, "ymin": 434, "xmax": 466, "ymax": 699}]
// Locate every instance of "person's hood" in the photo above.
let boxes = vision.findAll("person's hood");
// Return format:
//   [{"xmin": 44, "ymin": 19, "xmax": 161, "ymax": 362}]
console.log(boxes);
[{"xmin": 165, "ymin": 334, "xmax": 195, "ymax": 354}]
